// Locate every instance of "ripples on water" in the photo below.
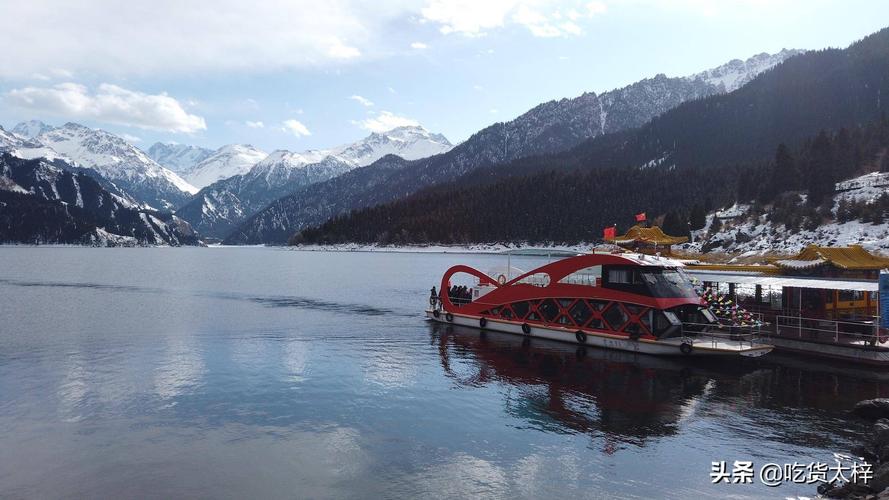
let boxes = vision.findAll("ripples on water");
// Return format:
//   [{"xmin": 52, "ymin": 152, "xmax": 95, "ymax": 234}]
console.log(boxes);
[{"xmin": 0, "ymin": 247, "xmax": 882, "ymax": 498}]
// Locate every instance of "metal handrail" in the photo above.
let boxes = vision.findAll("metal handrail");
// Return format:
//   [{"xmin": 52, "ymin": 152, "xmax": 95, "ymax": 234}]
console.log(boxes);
[
  {"xmin": 680, "ymin": 321, "xmax": 764, "ymax": 350},
  {"xmin": 774, "ymin": 314, "xmax": 885, "ymax": 345}
]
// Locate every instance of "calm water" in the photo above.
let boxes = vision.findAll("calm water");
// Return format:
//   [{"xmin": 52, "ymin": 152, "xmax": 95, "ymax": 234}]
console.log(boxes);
[{"xmin": 0, "ymin": 247, "xmax": 884, "ymax": 499}]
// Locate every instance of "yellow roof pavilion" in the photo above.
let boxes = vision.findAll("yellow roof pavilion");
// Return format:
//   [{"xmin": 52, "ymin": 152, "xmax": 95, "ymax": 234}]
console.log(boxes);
[
  {"xmin": 773, "ymin": 245, "xmax": 889, "ymax": 271},
  {"xmin": 613, "ymin": 225, "xmax": 688, "ymax": 246}
]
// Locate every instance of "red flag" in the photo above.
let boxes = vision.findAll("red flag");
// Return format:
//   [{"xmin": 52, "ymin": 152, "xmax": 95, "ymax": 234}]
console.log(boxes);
[
  {"xmin": 603, "ymin": 226, "xmax": 616, "ymax": 240},
  {"xmin": 635, "ymin": 212, "xmax": 647, "ymax": 222}
]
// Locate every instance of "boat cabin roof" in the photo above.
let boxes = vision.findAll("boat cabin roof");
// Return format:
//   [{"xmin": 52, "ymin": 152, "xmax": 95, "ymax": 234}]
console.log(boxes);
[{"xmin": 685, "ymin": 269, "xmax": 878, "ymax": 292}]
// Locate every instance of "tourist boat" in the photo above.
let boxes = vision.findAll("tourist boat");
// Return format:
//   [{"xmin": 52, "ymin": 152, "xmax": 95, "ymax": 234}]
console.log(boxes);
[{"xmin": 426, "ymin": 252, "xmax": 773, "ymax": 357}]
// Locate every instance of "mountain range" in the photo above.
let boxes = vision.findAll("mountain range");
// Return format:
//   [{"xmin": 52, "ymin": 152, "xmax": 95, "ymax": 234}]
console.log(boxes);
[
  {"xmin": 225, "ymin": 49, "xmax": 802, "ymax": 244},
  {"xmin": 147, "ymin": 143, "xmax": 267, "ymax": 189},
  {"xmin": 289, "ymin": 29, "xmax": 889, "ymax": 248},
  {"xmin": 176, "ymin": 125, "xmax": 454, "ymax": 239},
  {"xmin": 0, "ymin": 153, "xmax": 199, "ymax": 246},
  {"xmin": 0, "ymin": 44, "xmax": 838, "ymax": 247}
]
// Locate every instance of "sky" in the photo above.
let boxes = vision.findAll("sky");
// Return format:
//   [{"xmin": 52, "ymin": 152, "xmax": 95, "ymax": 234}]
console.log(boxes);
[{"xmin": 1, "ymin": 0, "xmax": 888, "ymax": 153}]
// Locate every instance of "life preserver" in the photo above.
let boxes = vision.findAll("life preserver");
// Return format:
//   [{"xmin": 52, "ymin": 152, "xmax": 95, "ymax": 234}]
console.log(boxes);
[
  {"xmin": 497, "ymin": 274, "xmax": 507, "ymax": 285},
  {"xmin": 680, "ymin": 342, "xmax": 693, "ymax": 355},
  {"xmin": 479, "ymin": 317, "xmax": 487, "ymax": 328},
  {"xmin": 433, "ymin": 310, "xmax": 440, "ymax": 318},
  {"xmin": 521, "ymin": 323, "xmax": 531, "ymax": 335},
  {"xmin": 575, "ymin": 331, "xmax": 587, "ymax": 344},
  {"xmin": 445, "ymin": 312, "xmax": 454, "ymax": 322}
]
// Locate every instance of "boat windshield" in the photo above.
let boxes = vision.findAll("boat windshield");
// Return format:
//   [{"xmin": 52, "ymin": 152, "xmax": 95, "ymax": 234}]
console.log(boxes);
[{"xmin": 638, "ymin": 269, "xmax": 699, "ymax": 298}]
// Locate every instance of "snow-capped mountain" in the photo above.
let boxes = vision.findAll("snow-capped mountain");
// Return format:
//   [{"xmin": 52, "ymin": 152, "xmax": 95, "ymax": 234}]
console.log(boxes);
[
  {"xmin": 0, "ymin": 153, "xmax": 200, "ymax": 246},
  {"xmin": 12, "ymin": 120, "xmax": 55, "ymax": 140},
  {"xmin": 338, "ymin": 126, "xmax": 453, "ymax": 165},
  {"xmin": 689, "ymin": 49, "xmax": 805, "ymax": 93},
  {"xmin": 146, "ymin": 142, "xmax": 214, "ymax": 175},
  {"xmin": 181, "ymin": 144, "xmax": 267, "ymax": 189},
  {"xmin": 0, "ymin": 125, "xmax": 23, "ymax": 149},
  {"xmin": 1, "ymin": 124, "xmax": 67, "ymax": 162},
  {"xmin": 33, "ymin": 123, "xmax": 197, "ymax": 210},
  {"xmin": 226, "ymin": 49, "xmax": 802, "ymax": 245},
  {"xmin": 176, "ymin": 125, "xmax": 452, "ymax": 239}
]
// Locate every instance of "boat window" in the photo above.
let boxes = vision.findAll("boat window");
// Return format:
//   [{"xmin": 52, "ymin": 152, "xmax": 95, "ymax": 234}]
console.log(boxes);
[
  {"xmin": 557, "ymin": 298, "xmax": 574, "ymax": 308},
  {"xmin": 527, "ymin": 311, "xmax": 542, "ymax": 322},
  {"xmin": 587, "ymin": 300, "xmax": 608, "ymax": 311},
  {"xmin": 652, "ymin": 311, "xmax": 681, "ymax": 338},
  {"xmin": 538, "ymin": 299, "xmax": 560, "ymax": 322},
  {"xmin": 602, "ymin": 304, "xmax": 628, "ymax": 330},
  {"xmin": 839, "ymin": 290, "xmax": 865, "ymax": 302},
  {"xmin": 624, "ymin": 304, "xmax": 645, "ymax": 316},
  {"xmin": 512, "ymin": 301, "xmax": 530, "ymax": 319},
  {"xmin": 570, "ymin": 301, "xmax": 592, "ymax": 325},
  {"xmin": 587, "ymin": 317, "xmax": 606, "ymax": 330},
  {"xmin": 489, "ymin": 307, "xmax": 501, "ymax": 316},
  {"xmin": 638, "ymin": 269, "xmax": 699, "ymax": 298},
  {"xmin": 556, "ymin": 315, "xmax": 572, "ymax": 325},
  {"xmin": 624, "ymin": 321, "xmax": 645, "ymax": 336},
  {"xmin": 500, "ymin": 307, "xmax": 514, "ymax": 319},
  {"xmin": 608, "ymin": 269, "xmax": 633, "ymax": 284}
]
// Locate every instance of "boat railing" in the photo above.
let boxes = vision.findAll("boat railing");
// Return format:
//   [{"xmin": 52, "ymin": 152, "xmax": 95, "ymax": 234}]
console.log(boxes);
[
  {"xmin": 774, "ymin": 315, "xmax": 887, "ymax": 347},
  {"xmin": 680, "ymin": 321, "xmax": 764, "ymax": 350}
]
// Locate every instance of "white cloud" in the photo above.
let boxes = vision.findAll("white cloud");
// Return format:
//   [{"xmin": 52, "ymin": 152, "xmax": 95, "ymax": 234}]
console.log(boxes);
[
  {"xmin": 410, "ymin": 41, "xmax": 429, "ymax": 49},
  {"xmin": 245, "ymin": 120, "xmax": 264, "ymax": 128},
  {"xmin": 0, "ymin": 1, "xmax": 617, "ymax": 78},
  {"xmin": 121, "ymin": 133, "xmax": 142, "ymax": 143},
  {"xmin": 359, "ymin": 111, "xmax": 419, "ymax": 133},
  {"xmin": 349, "ymin": 95, "xmax": 374, "ymax": 107},
  {"xmin": 420, "ymin": 0, "xmax": 607, "ymax": 38},
  {"xmin": 4, "ymin": 82, "xmax": 207, "ymax": 133},
  {"xmin": 281, "ymin": 119, "xmax": 311, "ymax": 137},
  {"xmin": 0, "ymin": 1, "xmax": 378, "ymax": 78},
  {"xmin": 327, "ymin": 38, "xmax": 362, "ymax": 59}
]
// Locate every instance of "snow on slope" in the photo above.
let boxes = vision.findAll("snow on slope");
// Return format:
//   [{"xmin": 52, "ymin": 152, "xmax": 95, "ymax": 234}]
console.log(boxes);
[
  {"xmin": 146, "ymin": 142, "xmax": 214, "ymax": 175},
  {"xmin": 36, "ymin": 123, "xmax": 197, "ymax": 209},
  {"xmin": 688, "ymin": 49, "xmax": 805, "ymax": 93},
  {"xmin": 183, "ymin": 144, "xmax": 267, "ymax": 189},
  {"xmin": 688, "ymin": 171, "xmax": 889, "ymax": 256},
  {"xmin": 12, "ymin": 120, "xmax": 55, "ymax": 139}
]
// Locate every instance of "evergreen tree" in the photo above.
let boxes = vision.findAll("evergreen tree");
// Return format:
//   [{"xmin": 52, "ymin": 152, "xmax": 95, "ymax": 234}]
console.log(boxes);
[
  {"xmin": 770, "ymin": 143, "xmax": 800, "ymax": 197},
  {"xmin": 689, "ymin": 204, "xmax": 707, "ymax": 230},
  {"xmin": 661, "ymin": 210, "xmax": 686, "ymax": 237},
  {"xmin": 806, "ymin": 131, "xmax": 836, "ymax": 206}
]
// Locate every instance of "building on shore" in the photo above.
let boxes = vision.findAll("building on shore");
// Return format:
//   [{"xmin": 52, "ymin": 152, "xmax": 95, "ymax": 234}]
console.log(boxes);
[{"xmin": 613, "ymin": 225, "xmax": 688, "ymax": 256}]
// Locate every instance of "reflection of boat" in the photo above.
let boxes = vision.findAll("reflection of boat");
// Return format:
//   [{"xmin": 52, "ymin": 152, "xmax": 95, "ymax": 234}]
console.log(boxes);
[
  {"xmin": 427, "ymin": 252, "xmax": 772, "ymax": 358},
  {"xmin": 431, "ymin": 322, "xmax": 717, "ymax": 442}
]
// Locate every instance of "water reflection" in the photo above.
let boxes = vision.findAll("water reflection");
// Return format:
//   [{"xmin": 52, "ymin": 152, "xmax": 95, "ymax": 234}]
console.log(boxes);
[
  {"xmin": 430, "ymin": 322, "xmax": 889, "ymax": 455},
  {"xmin": 432, "ymin": 323, "xmax": 728, "ymax": 446},
  {"xmin": 154, "ymin": 336, "xmax": 205, "ymax": 401}
]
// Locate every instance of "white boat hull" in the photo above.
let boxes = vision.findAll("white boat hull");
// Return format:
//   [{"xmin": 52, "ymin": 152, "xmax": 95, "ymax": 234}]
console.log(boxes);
[{"xmin": 426, "ymin": 309, "xmax": 773, "ymax": 358}]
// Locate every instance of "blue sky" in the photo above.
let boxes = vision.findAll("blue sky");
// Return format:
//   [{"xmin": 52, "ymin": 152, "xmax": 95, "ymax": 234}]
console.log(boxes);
[{"xmin": 1, "ymin": 0, "xmax": 888, "ymax": 152}]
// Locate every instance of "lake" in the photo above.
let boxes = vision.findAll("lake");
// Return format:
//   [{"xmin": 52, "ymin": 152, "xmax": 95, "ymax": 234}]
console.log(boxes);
[{"xmin": 0, "ymin": 246, "xmax": 882, "ymax": 498}]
